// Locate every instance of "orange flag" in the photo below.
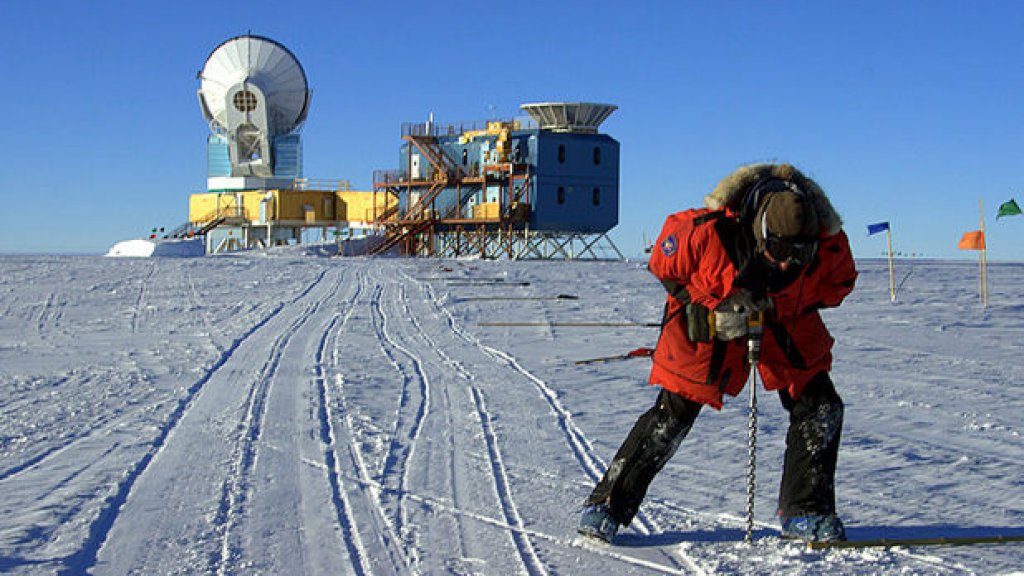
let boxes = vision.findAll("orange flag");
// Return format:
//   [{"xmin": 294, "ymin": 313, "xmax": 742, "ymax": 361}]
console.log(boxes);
[{"xmin": 957, "ymin": 230, "xmax": 986, "ymax": 250}]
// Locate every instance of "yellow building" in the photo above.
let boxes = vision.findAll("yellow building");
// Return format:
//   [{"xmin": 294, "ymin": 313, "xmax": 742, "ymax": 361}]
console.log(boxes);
[{"xmin": 188, "ymin": 185, "xmax": 397, "ymax": 253}]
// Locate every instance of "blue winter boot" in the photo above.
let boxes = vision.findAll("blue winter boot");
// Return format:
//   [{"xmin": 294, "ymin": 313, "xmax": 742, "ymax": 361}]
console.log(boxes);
[
  {"xmin": 780, "ymin": 514, "xmax": 847, "ymax": 542},
  {"xmin": 577, "ymin": 503, "xmax": 620, "ymax": 543}
]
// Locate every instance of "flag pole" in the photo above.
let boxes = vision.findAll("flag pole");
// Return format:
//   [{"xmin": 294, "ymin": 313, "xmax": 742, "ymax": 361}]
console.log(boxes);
[
  {"xmin": 979, "ymin": 199, "xmax": 988, "ymax": 307},
  {"xmin": 885, "ymin": 227, "xmax": 895, "ymax": 301}
]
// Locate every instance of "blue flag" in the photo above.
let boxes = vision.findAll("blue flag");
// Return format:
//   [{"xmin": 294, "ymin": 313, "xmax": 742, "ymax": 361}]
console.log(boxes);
[{"xmin": 867, "ymin": 222, "xmax": 890, "ymax": 236}]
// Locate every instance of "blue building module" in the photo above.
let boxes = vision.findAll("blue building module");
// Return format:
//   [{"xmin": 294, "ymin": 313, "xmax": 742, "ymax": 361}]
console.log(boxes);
[
  {"xmin": 207, "ymin": 134, "xmax": 303, "ymax": 179},
  {"xmin": 529, "ymin": 130, "xmax": 619, "ymax": 233},
  {"xmin": 397, "ymin": 124, "xmax": 619, "ymax": 234}
]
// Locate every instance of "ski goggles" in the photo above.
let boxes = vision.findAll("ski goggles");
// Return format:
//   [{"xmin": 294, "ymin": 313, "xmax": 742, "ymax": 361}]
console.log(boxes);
[{"xmin": 764, "ymin": 234, "xmax": 819, "ymax": 268}]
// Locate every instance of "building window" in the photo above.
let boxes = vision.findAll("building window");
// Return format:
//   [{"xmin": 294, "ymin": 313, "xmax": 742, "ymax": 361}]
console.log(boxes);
[
  {"xmin": 462, "ymin": 149, "xmax": 468, "ymax": 166},
  {"xmin": 233, "ymin": 90, "xmax": 258, "ymax": 112},
  {"xmin": 593, "ymin": 146, "xmax": 601, "ymax": 165},
  {"xmin": 557, "ymin": 186, "xmax": 566, "ymax": 205},
  {"xmin": 558, "ymin": 144, "xmax": 566, "ymax": 164},
  {"xmin": 592, "ymin": 188, "xmax": 600, "ymax": 206}
]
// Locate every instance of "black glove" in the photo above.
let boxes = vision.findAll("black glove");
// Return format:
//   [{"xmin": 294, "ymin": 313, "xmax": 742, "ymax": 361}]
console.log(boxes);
[{"xmin": 685, "ymin": 302, "xmax": 712, "ymax": 342}]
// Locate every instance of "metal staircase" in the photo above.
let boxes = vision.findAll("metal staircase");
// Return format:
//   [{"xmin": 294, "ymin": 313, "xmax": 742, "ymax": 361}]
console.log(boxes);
[{"xmin": 368, "ymin": 217, "xmax": 436, "ymax": 256}]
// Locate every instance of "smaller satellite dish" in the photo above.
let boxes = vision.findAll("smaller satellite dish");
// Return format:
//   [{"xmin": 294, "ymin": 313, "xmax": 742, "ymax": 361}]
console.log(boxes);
[{"xmin": 520, "ymin": 102, "xmax": 617, "ymax": 134}]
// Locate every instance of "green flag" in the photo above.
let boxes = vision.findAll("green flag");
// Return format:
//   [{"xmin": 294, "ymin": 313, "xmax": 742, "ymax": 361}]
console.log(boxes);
[{"xmin": 997, "ymin": 199, "xmax": 1021, "ymax": 219}]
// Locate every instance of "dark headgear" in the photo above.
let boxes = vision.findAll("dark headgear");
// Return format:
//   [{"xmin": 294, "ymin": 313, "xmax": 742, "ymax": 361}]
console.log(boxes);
[
  {"xmin": 753, "ymin": 190, "xmax": 819, "ymax": 243},
  {"xmin": 751, "ymin": 188, "xmax": 820, "ymax": 269}
]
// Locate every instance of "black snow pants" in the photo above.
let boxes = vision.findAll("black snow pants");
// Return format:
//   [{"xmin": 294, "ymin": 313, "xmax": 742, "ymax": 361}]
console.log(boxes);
[{"xmin": 584, "ymin": 371, "xmax": 843, "ymax": 526}]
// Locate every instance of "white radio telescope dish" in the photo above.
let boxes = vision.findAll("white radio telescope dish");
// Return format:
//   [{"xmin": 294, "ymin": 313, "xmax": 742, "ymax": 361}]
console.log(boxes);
[{"xmin": 197, "ymin": 35, "xmax": 310, "ymax": 177}]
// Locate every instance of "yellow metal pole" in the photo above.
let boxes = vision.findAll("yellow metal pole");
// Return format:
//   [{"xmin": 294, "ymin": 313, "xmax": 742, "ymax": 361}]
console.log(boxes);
[
  {"xmin": 980, "ymin": 199, "xmax": 988, "ymax": 307},
  {"xmin": 886, "ymin": 227, "xmax": 896, "ymax": 302}
]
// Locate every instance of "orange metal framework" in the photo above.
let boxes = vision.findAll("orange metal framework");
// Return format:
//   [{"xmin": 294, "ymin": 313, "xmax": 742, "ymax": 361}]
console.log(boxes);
[{"xmin": 370, "ymin": 128, "xmax": 531, "ymax": 257}]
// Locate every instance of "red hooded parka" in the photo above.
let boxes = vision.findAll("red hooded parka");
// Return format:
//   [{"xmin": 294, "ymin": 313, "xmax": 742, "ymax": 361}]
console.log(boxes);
[{"xmin": 647, "ymin": 206, "xmax": 857, "ymax": 409}]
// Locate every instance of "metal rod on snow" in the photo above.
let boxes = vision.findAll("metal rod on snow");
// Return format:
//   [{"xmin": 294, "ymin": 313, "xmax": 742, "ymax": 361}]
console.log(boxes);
[
  {"xmin": 808, "ymin": 533, "xmax": 1024, "ymax": 550},
  {"xmin": 573, "ymin": 347, "xmax": 655, "ymax": 365},
  {"xmin": 745, "ymin": 311, "xmax": 764, "ymax": 544},
  {"xmin": 478, "ymin": 322, "xmax": 661, "ymax": 327},
  {"xmin": 415, "ymin": 277, "xmax": 511, "ymax": 282},
  {"xmin": 450, "ymin": 278, "xmax": 532, "ymax": 284},
  {"xmin": 460, "ymin": 294, "xmax": 578, "ymax": 302}
]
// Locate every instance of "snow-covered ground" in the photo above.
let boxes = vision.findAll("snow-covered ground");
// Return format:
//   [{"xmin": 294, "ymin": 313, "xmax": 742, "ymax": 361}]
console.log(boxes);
[{"xmin": 1, "ymin": 251, "xmax": 1022, "ymax": 575}]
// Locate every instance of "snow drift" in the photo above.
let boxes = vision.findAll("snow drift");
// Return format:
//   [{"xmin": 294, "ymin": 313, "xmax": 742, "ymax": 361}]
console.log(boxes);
[{"xmin": 105, "ymin": 238, "xmax": 204, "ymax": 258}]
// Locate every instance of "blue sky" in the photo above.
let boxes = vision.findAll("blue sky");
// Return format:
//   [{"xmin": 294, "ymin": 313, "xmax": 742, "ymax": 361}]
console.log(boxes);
[{"xmin": 1, "ymin": 0, "xmax": 1022, "ymax": 260}]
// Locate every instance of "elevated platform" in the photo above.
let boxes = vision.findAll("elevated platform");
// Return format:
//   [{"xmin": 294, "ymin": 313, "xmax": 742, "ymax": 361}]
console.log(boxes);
[
  {"xmin": 188, "ymin": 186, "xmax": 397, "ymax": 254},
  {"xmin": 404, "ymin": 228, "xmax": 623, "ymax": 260}
]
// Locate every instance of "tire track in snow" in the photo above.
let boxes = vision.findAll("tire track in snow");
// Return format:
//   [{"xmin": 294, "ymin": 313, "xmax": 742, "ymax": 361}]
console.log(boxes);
[
  {"xmin": 368, "ymin": 284, "xmax": 415, "ymax": 481},
  {"xmin": 55, "ymin": 283, "xmax": 297, "ymax": 575},
  {"xmin": 396, "ymin": 280, "xmax": 473, "ymax": 566},
  {"xmin": 313, "ymin": 271, "xmax": 404, "ymax": 575},
  {"xmin": 212, "ymin": 270, "xmax": 337, "ymax": 575},
  {"xmin": 0, "ymin": 441, "xmax": 124, "ymax": 559},
  {"xmin": 71, "ymin": 267, "xmax": 329, "ymax": 575},
  {"xmin": 410, "ymin": 273, "xmax": 607, "ymax": 481},
  {"xmin": 368, "ymin": 280, "xmax": 431, "ymax": 565},
  {"xmin": 467, "ymin": 385, "xmax": 549, "ymax": 576},
  {"xmin": 398, "ymin": 274, "xmax": 543, "ymax": 575},
  {"xmin": 49, "ymin": 293, "xmax": 67, "ymax": 338},
  {"xmin": 471, "ymin": 341, "xmax": 699, "ymax": 573},
  {"xmin": 0, "ymin": 360, "xmax": 161, "ymax": 484},
  {"xmin": 25, "ymin": 288, "xmax": 69, "ymax": 350},
  {"xmin": 0, "ymin": 381, "xmax": 137, "ymax": 484},
  {"xmin": 412, "ymin": 274, "xmax": 702, "ymax": 575},
  {"xmin": 35, "ymin": 290, "xmax": 67, "ymax": 340},
  {"xmin": 327, "ymin": 464, "xmax": 687, "ymax": 575},
  {"xmin": 329, "ymin": 270, "xmax": 417, "ymax": 574},
  {"xmin": 129, "ymin": 263, "xmax": 156, "ymax": 334},
  {"xmin": 185, "ymin": 266, "xmax": 226, "ymax": 354},
  {"xmin": 34, "ymin": 291, "xmax": 54, "ymax": 333},
  {"xmin": 371, "ymin": 268, "xmax": 544, "ymax": 573},
  {"xmin": 0, "ymin": 373, "xmax": 75, "ymax": 481}
]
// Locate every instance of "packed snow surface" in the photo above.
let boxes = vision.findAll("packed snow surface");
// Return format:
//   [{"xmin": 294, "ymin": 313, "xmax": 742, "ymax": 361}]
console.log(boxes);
[{"xmin": 1, "ymin": 251, "xmax": 1022, "ymax": 575}]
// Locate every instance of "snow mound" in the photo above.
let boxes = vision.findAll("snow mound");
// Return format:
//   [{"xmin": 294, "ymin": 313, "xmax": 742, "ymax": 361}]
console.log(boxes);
[{"xmin": 105, "ymin": 238, "xmax": 204, "ymax": 258}]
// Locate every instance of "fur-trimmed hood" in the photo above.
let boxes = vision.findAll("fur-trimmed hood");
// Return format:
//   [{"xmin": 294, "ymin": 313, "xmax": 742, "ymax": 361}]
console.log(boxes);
[{"xmin": 703, "ymin": 163, "xmax": 844, "ymax": 236}]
